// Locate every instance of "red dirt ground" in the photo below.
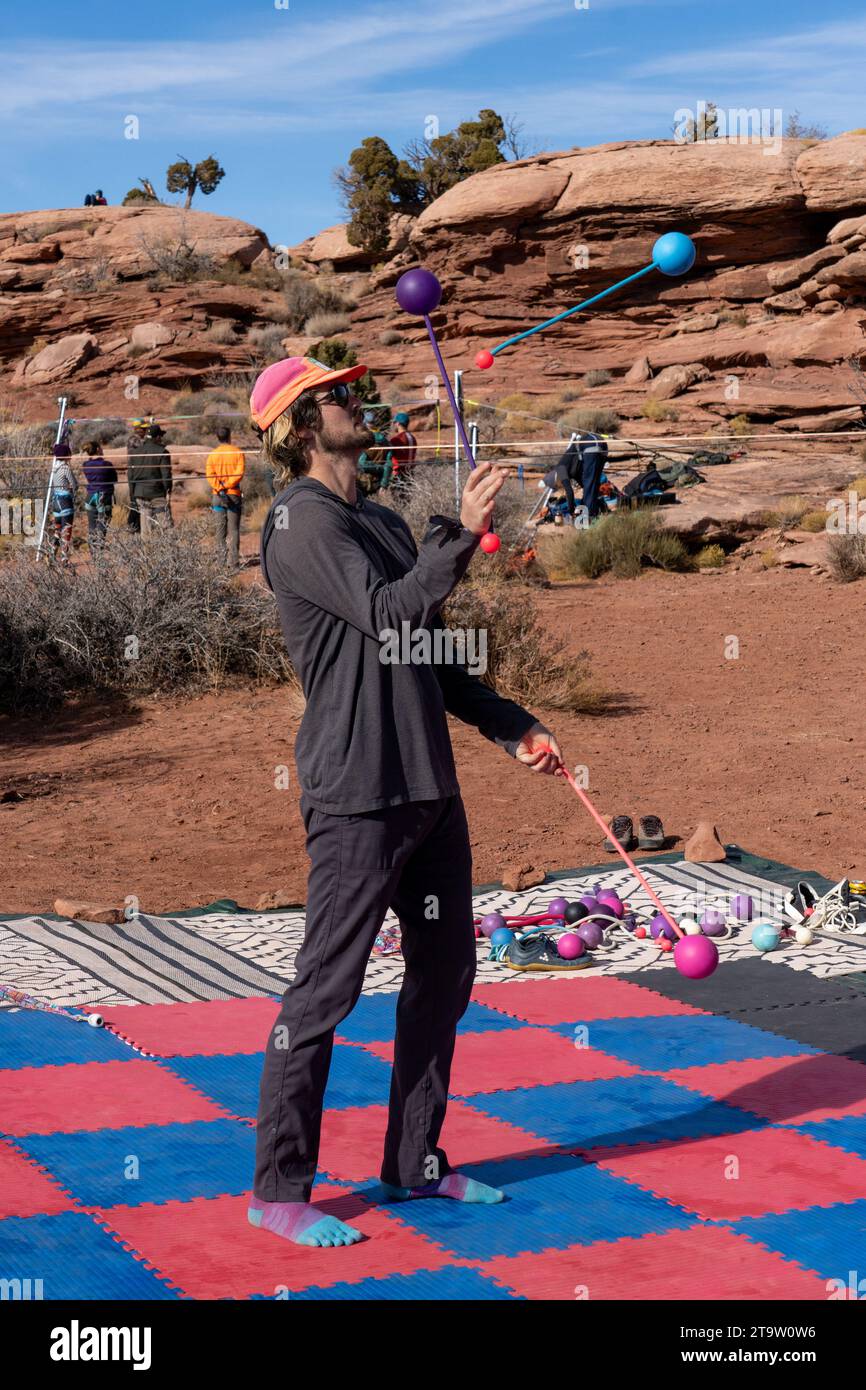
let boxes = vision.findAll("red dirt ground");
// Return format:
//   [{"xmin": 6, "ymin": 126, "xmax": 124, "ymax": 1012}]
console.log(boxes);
[{"xmin": 2, "ymin": 566, "xmax": 864, "ymax": 915}]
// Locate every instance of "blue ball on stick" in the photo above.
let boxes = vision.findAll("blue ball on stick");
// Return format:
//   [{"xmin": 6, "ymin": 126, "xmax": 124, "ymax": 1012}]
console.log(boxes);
[{"xmin": 653, "ymin": 232, "xmax": 697, "ymax": 278}]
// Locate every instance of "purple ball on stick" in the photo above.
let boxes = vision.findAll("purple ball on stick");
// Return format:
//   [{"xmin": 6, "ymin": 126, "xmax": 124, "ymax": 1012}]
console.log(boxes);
[
  {"xmin": 547, "ymin": 896, "xmax": 569, "ymax": 918},
  {"xmin": 395, "ymin": 268, "xmax": 442, "ymax": 317}
]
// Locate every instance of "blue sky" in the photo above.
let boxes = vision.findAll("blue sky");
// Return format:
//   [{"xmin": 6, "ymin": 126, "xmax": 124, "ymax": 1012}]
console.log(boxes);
[{"xmin": 3, "ymin": 0, "xmax": 865, "ymax": 245}]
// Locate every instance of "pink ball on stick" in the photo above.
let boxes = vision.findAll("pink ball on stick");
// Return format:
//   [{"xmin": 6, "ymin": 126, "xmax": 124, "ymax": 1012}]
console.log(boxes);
[{"xmin": 674, "ymin": 934, "xmax": 719, "ymax": 979}]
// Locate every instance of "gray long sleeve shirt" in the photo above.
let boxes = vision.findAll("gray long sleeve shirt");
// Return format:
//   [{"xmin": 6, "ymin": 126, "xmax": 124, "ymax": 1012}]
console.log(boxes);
[{"xmin": 261, "ymin": 476, "xmax": 538, "ymax": 814}]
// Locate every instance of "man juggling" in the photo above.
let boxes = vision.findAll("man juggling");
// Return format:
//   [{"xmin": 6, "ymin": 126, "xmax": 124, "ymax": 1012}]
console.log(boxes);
[{"xmin": 247, "ymin": 356, "xmax": 563, "ymax": 1248}]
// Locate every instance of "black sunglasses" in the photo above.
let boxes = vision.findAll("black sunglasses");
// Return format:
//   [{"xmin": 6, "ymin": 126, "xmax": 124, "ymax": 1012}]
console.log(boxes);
[{"xmin": 317, "ymin": 382, "xmax": 352, "ymax": 407}]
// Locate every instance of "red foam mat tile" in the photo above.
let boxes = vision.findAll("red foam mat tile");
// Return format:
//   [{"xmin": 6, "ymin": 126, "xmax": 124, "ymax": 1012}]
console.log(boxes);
[
  {"xmin": 95, "ymin": 1187, "xmax": 452, "ymax": 1299},
  {"xmin": 97, "ymin": 997, "xmax": 278, "ymax": 1058},
  {"xmin": 318, "ymin": 1099, "xmax": 554, "ymax": 1184},
  {"xmin": 0, "ymin": 1139, "xmax": 77, "ymax": 1219},
  {"xmin": 365, "ymin": 1026, "xmax": 642, "ymax": 1095},
  {"xmin": 481, "ymin": 1224, "xmax": 829, "ymax": 1300},
  {"xmin": 591, "ymin": 1127, "xmax": 866, "ymax": 1221},
  {"xmin": 471, "ymin": 976, "xmax": 705, "ymax": 1025},
  {"xmin": 0, "ymin": 1059, "xmax": 229, "ymax": 1137},
  {"xmin": 659, "ymin": 1053, "xmax": 866, "ymax": 1125}
]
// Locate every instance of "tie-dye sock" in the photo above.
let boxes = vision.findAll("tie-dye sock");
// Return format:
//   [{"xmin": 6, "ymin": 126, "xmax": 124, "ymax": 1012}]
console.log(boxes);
[
  {"xmin": 380, "ymin": 1172, "xmax": 504, "ymax": 1203},
  {"xmin": 248, "ymin": 1197, "xmax": 363, "ymax": 1247}
]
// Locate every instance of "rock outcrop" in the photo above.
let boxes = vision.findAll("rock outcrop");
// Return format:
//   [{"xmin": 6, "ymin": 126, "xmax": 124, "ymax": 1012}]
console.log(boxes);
[{"xmin": 2, "ymin": 136, "xmax": 866, "ymax": 436}]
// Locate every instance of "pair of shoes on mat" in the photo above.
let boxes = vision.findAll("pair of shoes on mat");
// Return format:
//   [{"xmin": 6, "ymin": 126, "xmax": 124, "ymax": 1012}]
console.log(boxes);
[{"xmin": 603, "ymin": 814, "xmax": 664, "ymax": 853}]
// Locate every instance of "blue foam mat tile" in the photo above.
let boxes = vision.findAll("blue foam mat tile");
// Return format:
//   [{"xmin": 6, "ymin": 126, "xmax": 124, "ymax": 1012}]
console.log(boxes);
[
  {"xmin": 0, "ymin": 1011, "xmax": 137, "ymax": 1070},
  {"xmin": 163, "ymin": 1043, "xmax": 394, "ymax": 1115},
  {"xmin": 729, "ymin": 1199, "xmax": 866, "ymax": 1285},
  {"xmin": 253, "ymin": 1265, "xmax": 523, "ymax": 1300},
  {"xmin": 158, "ymin": 1053, "xmax": 263, "ymax": 1118},
  {"xmin": 0, "ymin": 1210, "xmax": 179, "ymax": 1299},
  {"xmin": 335, "ymin": 993, "xmax": 523, "ymax": 1045},
  {"xmin": 19, "ymin": 1118, "xmax": 256, "ymax": 1209},
  {"xmin": 463, "ymin": 1075, "xmax": 767, "ymax": 1150},
  {"xmin": 545, "ymin": 1014, "xmax": 818, "ymax": 1069},
  {"xmin": 792, "ymin": 1115, "xmax": 866, "ymax": 1161},
  {"xmin": 361, "ymin": 1151, "xmax": 695, "ymax": 1260}
]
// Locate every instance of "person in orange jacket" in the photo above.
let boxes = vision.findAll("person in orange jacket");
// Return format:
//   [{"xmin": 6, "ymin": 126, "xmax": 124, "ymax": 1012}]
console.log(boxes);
[{"xmin": 206, "ymin": 425, "xmax": 246, "ymax": 567}]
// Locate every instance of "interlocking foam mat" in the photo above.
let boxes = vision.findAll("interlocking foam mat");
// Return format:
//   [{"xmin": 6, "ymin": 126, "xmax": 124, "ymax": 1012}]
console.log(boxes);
[{"xmin": 3, "ymin": 975, "xmax": 866, "ymax": 1300}]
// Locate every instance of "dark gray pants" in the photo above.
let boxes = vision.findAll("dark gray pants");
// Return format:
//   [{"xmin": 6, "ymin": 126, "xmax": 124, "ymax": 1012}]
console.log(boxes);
[{"xmin": 253, "ymin": 794, "xmax": 476, "ymax": 1201}]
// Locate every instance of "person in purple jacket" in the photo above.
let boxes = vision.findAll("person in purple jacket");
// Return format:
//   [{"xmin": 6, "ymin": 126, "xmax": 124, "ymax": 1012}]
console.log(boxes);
[{"xmin": 81, "ymin": 440, "xmax": 118, "ymax": 555}]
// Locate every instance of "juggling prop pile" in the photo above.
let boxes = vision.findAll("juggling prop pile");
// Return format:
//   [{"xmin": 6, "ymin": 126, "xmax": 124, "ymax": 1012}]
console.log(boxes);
[{"xmin": 395, "ymin": 233, "xmax": 718, "ymax": 978}]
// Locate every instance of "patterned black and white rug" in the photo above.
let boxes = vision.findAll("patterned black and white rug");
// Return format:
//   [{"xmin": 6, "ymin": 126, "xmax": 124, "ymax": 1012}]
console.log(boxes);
[{"xmin": 2, "ymin": 852, "xmax": 865, "ymax": 1010}]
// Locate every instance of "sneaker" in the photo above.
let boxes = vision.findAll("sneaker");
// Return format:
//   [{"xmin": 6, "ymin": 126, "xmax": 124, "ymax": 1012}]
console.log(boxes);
[
  {"xmin": 505, "ymin": 933, "xmax": 592, "ymax": 972},
  {"xmin": 638, "ymin": 815, "xmax": 665, "ymax": 851},
  {"xmin": 603, "ymin": 816, "xmax": 635, "ymax": 853}
]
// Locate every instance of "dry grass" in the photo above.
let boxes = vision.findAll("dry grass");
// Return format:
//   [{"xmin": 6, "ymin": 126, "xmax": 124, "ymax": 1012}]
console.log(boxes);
[
  {"xmin": 828, "ymin": 534, "xmax": 866, "ymax": 582},
  {"xmin": 695, "ymin": 544, "xmax": 726, "ymax": 568},
  {"xmin": 206, "ymin": 320, "xmax": 240, "ymax": 344},
  {"xmin": 761, "ymin": 549, "xmax": 779, "ymax": 569},
  {"xmin": 0, "ymin": 523, "xmax": 297, "ymax": 714},
  {"xmin": 381, "ymin": 462, "xmax": 534, "ymax": 558},
  {"xmin": 443, "ymin": 573, "xmax": 610, "ymax": 714},
  {"xmin": 728, "ymin": 413, "xmax": 754, "ymax": 436},
  {"xmin": 798, "ymin": 509, "xmax": 829, "ymax": 533},
  {"xmin": 557, "ymin": 407, "xmax": 621, "ymax": 436},
  {"xmin": 583, "ymin": 369, "xmax": 612, "ymax": 388},
  {"xmin": 641, "ymin": 398, "xmax": 678, "ymax": 422},
  {"xmin": 304, "ymin": 311, "xmax": 351, "ymax": 338},
  {"xmin": 761, "ymin": 495, "xmax": 813, "ymax": 530},
  {"xmin": 379, "ymin": 329, "xmax": 403, "ymax": 346},
  {"xmin": 559, "ymin": 509, "xmax": 693, "ymax": 580}
]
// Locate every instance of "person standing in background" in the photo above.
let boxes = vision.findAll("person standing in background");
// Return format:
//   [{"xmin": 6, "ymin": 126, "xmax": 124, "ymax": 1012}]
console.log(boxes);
[
  {"xmin": 81, "ymin": 440, "xmax": 118, "ymax": 555},
  {"xmin": 125, "ymin": 421, "xmax": 148, "ymax": 532},
  {"xmin": 48, "ymin": 443, "xmax": 77, "ymax": 565},
  {"xmin": 389, "ymin": 411, "xmax": 417, "ymax": 480},
  {"xmin": 206, "ymin": 425, "xmax": 246, "ymax": 567},
  {"xmin": 129, "ymin": 424, "xmax": 173, "ymax": 535}
]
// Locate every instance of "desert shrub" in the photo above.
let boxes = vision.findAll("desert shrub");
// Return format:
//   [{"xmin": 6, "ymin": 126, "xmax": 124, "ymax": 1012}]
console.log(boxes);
[
  {"xmin": 304, "ymin": 310, "xmax": 351, "ymax": 338},
  {"xmin": 718, "ymin": 308, "xmax": 749, "ymax": 327},
  {"xmin": 379, "ymin": 329, "xmax": 403, "ymax": 346},
  {"xmin": 139, "ymin": 230, "xmax": 214, "ymax": 283},
  {"xmin": 72, "ymin": 419, "xmax": 129, "ymax": 450},
  {"xmin": 695, "ymin": 544, "xmax": 726, "ymax": 568},
  {"xmin": 310, "ymin": 339, "xmax": 378, "ymax": 402},
  {"xmin": 0, "ymin": 524, "xmax": 297, "ymax": 714},
  {"xmin": 761, "ymin": 549, "xmax": 779, "ymax": 569},
  {"xmin": 761, "ymin": 495, "xmax": 812, "ymax": 530},
  {"xmin": 583, "ymin": 369, "xmax": 612, "ymax": 388},
  {"xmin": 850, "ymin": 471, "xmax": 866, "ymax": 495},
  {"xmin": 641, "ymin": 397, "xmax": 678, "ymax": 422},
  {"xmin": 799, "ymin": 509, "xmax": 829, "ymax": 532},
  {"xmin": 729, "ymin": 413, "xmax": 753, "ymax": 436},
  {"xmin": 496, "ymin": 393, "xmax": 536, "ymax": 415},
  {"xmin": 281, "ymin": 269, "xmax": 348, "ymax": 332},
  {"xmin": 443, "ymin": 576, "xmax": 608, "ymax": 713},
  {"xmin": 242, "ymin": 496, "xmax": 273, "ymax": 534},
  {"xmin": 557, "ymin": 407, "xmax": 621, "ymax": 436},
  {"xmin": 381, "ymin": 462, "xmax": 531, "ymax": 557},
  {"xmin": 0, "ymin": 414, "xmax": 55, "ymax": 500},
  {"xmin": 828, "ymin": 533, "xmax": 866, "ymax": 582},
  {"xmin": 560, "ymin": 508, "xmax": 692, "ymax": 579},
  {"xmin": 60, "ymin": 255, "xmax": 117, "ymax": 293},
  {"xmin": 205, "ymin": 319, "xmax": 240, "ymax": 344},
  {"xmin": 247, "ymin": 324, "xmax": 288, "ymax": 362}
]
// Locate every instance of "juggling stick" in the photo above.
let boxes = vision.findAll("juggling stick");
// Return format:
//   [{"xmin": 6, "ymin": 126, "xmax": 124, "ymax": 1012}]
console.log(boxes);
[
  {"xmin": 395, "ymin": 267, "xmax": 500, "ymax": 553},
  {"xmin": 537, "ymin": 748, "xmax": 720, "ymax": 979},
  {"xmin": 475, "ymin": 232, "xmax": 697, "ymax": 369}
]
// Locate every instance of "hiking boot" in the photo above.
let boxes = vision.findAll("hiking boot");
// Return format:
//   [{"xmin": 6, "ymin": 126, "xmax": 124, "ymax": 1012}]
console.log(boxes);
[
  {"xmin": 604, "ymin": 816, "xmax": 635, "ymax": 853},
  {"xmin": 638, "ymin": 815, "xmax": 665, "ymax": 851}
]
